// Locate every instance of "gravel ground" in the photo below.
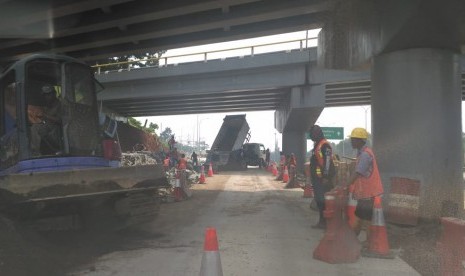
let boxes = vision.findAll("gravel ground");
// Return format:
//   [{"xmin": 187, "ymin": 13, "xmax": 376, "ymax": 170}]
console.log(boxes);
[{"xmin": 0, "ymin": 170, "xmax": 450, "ymax": 276}]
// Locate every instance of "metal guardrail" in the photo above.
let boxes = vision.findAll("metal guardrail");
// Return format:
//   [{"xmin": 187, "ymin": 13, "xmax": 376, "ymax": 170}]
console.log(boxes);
[{"xmin": 93, "ymin": 36, "xmax": 318, "ymax": 74}]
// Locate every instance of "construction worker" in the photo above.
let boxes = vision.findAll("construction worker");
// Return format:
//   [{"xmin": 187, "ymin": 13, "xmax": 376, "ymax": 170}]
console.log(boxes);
[
  {"xmin": 168, "ymin": 135, "xmax": 176, "ymax": 151},
  {"xmin": 163, "ymin": 155, "xmax": 170, "ymax": 171},
  {"xmin": 309, "ymin": 125, "xmax": 335, "ymax": 229},
  {"xmin": 191, "ymin": 151, "xmax": 198, "ymax": 166},
  {"xmin": 177, "ymin": 153, "xmax": 188, "ymax": 170},
  {"xmin": 265, "ymin": 148, "xmax": 271, "ymax": 167},
  {"xmin": 171, "ymin": 147, "xmax": 179, "ymax": 167},
  {"xmin": 346, "ymin": 127, "xmax": 384, "ymax": 245}
]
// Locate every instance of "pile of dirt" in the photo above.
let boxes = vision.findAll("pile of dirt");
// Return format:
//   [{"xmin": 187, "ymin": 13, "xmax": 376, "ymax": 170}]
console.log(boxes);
[{"xmin": 117, "ymin": 122, "xmax": 160, "ymax": 152}]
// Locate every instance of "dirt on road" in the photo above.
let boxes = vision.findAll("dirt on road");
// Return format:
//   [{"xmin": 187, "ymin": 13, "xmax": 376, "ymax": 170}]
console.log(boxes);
[{"xmin": 0, "ymin": 170, "xmax": 445, "ymax": 276}]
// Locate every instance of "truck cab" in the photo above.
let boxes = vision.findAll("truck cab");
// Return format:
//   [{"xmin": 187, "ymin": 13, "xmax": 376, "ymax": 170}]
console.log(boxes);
[{"xmin": 242, "ymin": 143, "xmax": 266, "ymax": 168}]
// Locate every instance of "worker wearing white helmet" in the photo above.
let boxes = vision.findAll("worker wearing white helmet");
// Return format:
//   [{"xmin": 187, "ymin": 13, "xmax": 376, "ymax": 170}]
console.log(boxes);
[{"xmin": 347, "ymin": 127, "xmax": 384, "ymax": 243}]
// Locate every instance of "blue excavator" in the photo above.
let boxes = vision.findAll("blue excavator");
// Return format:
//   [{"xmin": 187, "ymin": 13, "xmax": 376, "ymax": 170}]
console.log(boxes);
[{"xmin": 0, "ymin": 54, "xmax": 166, "ymax": 230}]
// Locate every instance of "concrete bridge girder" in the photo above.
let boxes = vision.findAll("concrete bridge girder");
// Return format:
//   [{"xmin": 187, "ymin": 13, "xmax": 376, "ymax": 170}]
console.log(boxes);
[
  {"xmin": 275, "ymin": 85, "xmax": 325, "ymax": 170},
  {"xmin": 97, "ymin": 50, "xmax": 313, "ymax": 100}
]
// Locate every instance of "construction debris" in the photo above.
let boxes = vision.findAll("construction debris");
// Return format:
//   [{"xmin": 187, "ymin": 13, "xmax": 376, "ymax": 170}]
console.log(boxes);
[
  {"xmin": 160, "ymin": 166, "xmax": 200, "ymax": 203},
  {"xmin": 120, "ymin": 151, "xmax": 158, "ymax": 167}
]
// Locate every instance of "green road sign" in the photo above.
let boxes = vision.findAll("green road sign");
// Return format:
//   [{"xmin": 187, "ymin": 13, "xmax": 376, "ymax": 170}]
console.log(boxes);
[{"xmin": 306, "ymin": 127, "xmax": 344, "ymax": 140}]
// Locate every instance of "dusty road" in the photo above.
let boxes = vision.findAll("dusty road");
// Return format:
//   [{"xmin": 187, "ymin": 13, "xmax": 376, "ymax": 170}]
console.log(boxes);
[{"xmin": 68, "ymin": 168, "xmax": 418, "ymax": 276}]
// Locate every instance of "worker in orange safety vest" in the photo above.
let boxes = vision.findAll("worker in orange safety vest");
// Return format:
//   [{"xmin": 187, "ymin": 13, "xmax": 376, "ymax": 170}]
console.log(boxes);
[
  {"xmin": 163, "ymin": 155, "xmax": 170, "ymax": 171},
  {"xmin": 177, "ymin": 153, "xmax": 188, "ymax": 170},
  {"xmin": 346, "ymin": 127, "xmax": 384, "ymax": 244},
  {"xmin": 309, "ymin": 125, "xmax": 336, "ymax": 229}
]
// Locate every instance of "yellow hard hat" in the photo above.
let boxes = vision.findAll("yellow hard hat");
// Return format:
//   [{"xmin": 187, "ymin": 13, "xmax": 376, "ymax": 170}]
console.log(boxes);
[{"xmin": 349, "ymin": 128, "xmax": 368, "ymax": 139}]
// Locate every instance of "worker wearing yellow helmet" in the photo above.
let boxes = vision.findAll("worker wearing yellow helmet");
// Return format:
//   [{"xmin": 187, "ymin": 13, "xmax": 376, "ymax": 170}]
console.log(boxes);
[{"xmin": 347, "ymin": 127, "xmax": 384, "ymax": 244}]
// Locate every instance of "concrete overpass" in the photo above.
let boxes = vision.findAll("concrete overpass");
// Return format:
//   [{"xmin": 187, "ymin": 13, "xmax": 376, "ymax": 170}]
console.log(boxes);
[{"xmin": 2, "ymin": 0, "xmax": 465, "ymax": 220}]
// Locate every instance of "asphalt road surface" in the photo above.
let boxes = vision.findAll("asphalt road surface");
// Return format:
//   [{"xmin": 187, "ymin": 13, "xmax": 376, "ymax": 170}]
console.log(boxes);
[{"xmin": 69, "ymin": 168, "xmax": 419, "ymax": 276}]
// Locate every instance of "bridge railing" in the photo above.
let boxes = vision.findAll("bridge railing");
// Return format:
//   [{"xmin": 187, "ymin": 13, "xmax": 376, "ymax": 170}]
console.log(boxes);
[{"xmin": 93, "ymin": 36, "xmax": 318, "ymax": 75}]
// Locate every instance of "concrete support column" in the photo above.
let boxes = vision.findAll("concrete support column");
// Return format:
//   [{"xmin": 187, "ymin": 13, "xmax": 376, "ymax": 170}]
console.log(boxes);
[
  {"xmin": 282, "ymin": 131, "xmax": 307, "ymax": 172},
  {"xmin": 372, "ymin": 48, "xmax": 464, "ymax": 220}
]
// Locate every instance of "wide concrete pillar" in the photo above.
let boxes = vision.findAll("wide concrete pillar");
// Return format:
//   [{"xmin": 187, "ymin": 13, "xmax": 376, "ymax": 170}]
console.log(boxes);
[
  {"xmin": 372, "ymin": 48, "xmax": 464, "ymax": 220},
  {"xmin": 282, "ymin": 131, "xmax": 307, "ymax": 171}
]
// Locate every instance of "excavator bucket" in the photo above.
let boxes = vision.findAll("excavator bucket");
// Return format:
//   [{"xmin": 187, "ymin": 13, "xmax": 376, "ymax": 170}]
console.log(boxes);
[{"xmin": 0, "ymin": 164, "xmax": 168, "ymax": 230}]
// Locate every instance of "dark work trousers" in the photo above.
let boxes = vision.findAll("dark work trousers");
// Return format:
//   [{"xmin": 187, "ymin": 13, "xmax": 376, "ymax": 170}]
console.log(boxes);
[{"xmin": 312, "ymin": 177, "xmax": 333, "ymax": 224}]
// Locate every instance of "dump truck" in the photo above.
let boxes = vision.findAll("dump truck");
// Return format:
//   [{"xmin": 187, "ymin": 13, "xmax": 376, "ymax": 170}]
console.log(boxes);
[
  {"xmin": 205, "ymin": 114, "xmax": 250, "ymax": 171},
  {"xmin": 0, "ymin": 54, "xmax": 166, "ymax": 230}
]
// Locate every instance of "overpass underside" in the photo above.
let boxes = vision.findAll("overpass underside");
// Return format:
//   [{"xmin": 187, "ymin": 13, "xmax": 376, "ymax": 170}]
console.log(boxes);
[{"xmin": 98, "ymin": 49, "xmax": 465, "ymax": 182}]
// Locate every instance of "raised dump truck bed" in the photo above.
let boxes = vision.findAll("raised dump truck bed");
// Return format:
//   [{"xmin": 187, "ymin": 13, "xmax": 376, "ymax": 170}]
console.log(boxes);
[{"xmin": 206, "ymin": 114, "xmax": 250, "ymax": 170}]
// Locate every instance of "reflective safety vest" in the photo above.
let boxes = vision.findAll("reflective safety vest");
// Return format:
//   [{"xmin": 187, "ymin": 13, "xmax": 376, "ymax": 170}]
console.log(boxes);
[
  {"xmin": 314, "ymin": 139, "xmax": 329, "ymax": 178},
  {"xmin": 353, "ymin": 147, "xmax": 384, "ymax": 200}
]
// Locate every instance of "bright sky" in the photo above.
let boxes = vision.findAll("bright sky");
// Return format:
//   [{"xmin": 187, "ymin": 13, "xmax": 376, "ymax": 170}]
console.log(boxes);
[{"xmin": 136, "ymin": 29, "xmax": 464, "ymax": 152}]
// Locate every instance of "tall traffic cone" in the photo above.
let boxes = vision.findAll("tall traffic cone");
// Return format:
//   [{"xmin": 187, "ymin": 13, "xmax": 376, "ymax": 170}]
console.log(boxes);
[
  {"xmin": 208, "ymin": 163, "xmax": 214, "ymax": 177},
  {"xmin": 200, "ymin": 228, "xmax": 223, "ymax": 276},
  {"xmin": 282, "ymin": 166, "xmax": 289, "ymax": 183},
  {"xmin": 346, "ymin": 184, "xmax": 357, "ymax": 227},
  {"xmin": 173, "ymin": 170, "xmax": 184, "ymax": 201},
  {"xmin": 363, "ymin": 196, "xmax": 394, "ymax": 258},
  {"xmin": 313, "ymin": 188, "xmax": 361, "ymax": 263},
  {"xmin": 199, "ymin": 166, "xmax": 206, "ymax": 184}
]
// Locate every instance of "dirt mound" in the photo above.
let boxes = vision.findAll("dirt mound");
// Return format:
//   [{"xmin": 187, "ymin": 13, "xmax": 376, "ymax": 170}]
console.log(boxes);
[{"xmin": 117, "ymin": 123, "xmax": 160, "ymax": 152}]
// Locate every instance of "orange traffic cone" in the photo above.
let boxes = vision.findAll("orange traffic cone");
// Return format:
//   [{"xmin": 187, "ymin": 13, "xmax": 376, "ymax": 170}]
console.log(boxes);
[
  {"xmin": 346, "ymin": 184, "xmax": 357, "ymax": 227},
  {"xmin": 200, "ymin": 228, "xmax": 223, "ymax": 276},
  {"xmin": 173, "ymin": 170, "xmax": 184, "ymax": 202},
  {"xmin": 272, "ymin": 164, "xmax": 278, "ymax": 176},
  {"xmin": 363, "ymin": 196, "xmax": 394, "ymax": 258},
  {"xmin": 282, "ymin": 166, "xmax": 289, "ymax": 183},
  {"xmin": 199, "ymin": 166, "xmax": 206, "ymax": 184},
  {"xmin": 208, "ymin": 163, "xmax": 214, "ymax": 177},
  {"xmin": 303, "ymin": 185, "xmax": 314, "ymax": 198}
]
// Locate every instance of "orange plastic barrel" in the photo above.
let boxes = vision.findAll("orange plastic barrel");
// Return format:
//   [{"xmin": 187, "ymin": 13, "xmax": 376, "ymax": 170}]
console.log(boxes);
[{"xmin": 386, "ymin": 177, "xmax": 421, "ymax": 226}]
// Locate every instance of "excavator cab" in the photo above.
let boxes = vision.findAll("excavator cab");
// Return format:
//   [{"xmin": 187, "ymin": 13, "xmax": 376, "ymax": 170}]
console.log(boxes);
[
  {"xmin": 0, "ymin": 54, "xmax": 106, "ymax": 173},
  {"xmin": 0, "ymin": 54, "xmax": 165, "ymax": 230}
]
